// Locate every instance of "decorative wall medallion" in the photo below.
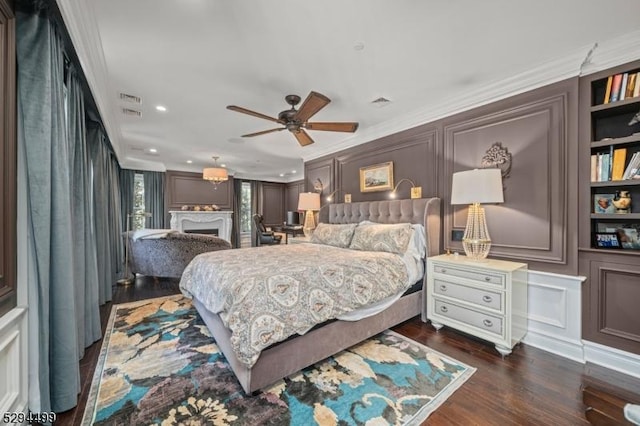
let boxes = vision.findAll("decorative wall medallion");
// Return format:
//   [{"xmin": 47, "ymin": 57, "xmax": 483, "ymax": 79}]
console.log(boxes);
[
  {"xmin": 481, "ymin": 142, "xmax": 512, "ymax": 180},
  {"xmin": 313, "ymin": 178, "xmax": 324, "ymax": 193}
]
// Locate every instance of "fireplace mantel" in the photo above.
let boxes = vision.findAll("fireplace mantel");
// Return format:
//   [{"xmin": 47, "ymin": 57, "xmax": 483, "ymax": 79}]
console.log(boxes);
[{"xmin": 169, "ymin": 210, "xmax": 233, "ymax": 242}]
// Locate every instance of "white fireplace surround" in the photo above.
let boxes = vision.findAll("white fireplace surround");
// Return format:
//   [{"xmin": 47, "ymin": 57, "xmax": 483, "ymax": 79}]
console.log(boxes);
[{"xmin": 169, "ymin": 210, "xmax": 233, "ymax": 242}]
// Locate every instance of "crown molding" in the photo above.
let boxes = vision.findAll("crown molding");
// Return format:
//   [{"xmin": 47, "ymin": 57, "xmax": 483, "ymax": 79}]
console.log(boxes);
[
  {"xmin": 55, "ymin": 0, "xmax": 123, "ymax": 160},
  {"xmin": 304, "ymin": 47, "xmax": 589, "ymax": 163},
  {"xmin": 580, "ymin": 29, "xmax": 640, "ymax": 76}
]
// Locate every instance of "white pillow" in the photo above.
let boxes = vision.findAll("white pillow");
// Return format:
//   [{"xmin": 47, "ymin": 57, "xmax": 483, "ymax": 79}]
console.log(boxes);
[
  {"xmin": 349, "ymin": 222, "xmax": 413, "ymax": 254},
  {"xmin": 310, "ymin": 223, "xmax": 358, "ymax": 248},
  {"xmin": 357, "ymin": 221, "xmax": 426, "ymax": 260}
]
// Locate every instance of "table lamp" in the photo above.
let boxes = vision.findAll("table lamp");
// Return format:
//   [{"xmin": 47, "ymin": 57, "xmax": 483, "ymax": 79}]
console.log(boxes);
[
  {"xmin": 451, "ymin": 168, "xmax": 504, "ymax": 260},
  {"xmin": 298, "ymin": 192, "xmax": 321, "ymax": 238}
]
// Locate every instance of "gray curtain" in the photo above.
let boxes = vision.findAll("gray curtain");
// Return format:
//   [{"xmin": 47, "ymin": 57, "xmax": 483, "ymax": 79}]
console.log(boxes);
[
  {"xmin": 232, "ymin": 178, "xmax": 242, "ymax": 248},
  {"xmin": 119, "ymin": 168, "xmax": 135, "ymax": 232},
  {"xmin": 251, "ymin": 181, "xmax": 263, "ymax": 247},
  {"xmin": 67, "ymin": 65, "xmax": 102, "ymax": 356},
  {"xmin": 143, "ymin": 171, "xmax": 166, "ymax": 228},
  {"xmin": 17, "ymin": 5, "xmax": 101, "ymax": 413},
  {"xmin": 88, "ymin": 122, "xmax": 123, "ymax": 302}
]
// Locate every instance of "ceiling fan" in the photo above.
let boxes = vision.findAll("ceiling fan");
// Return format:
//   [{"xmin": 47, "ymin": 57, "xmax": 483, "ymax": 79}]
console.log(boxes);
[{"xmin": 227, "ymin": 91, "xmax": 359, "ymax": 146}]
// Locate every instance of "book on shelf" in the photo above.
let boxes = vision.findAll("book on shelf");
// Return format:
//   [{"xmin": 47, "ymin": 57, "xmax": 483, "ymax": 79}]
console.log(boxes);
[
  {"xmin": 600, "ymin": 153, "xmax": 611, "ymax": 181},
  {"xmin": 626, "ymin": 73, "xmax": 637, "ymax": 99},
  {"xmin": 590, "ymin": 154, "xmax": 598, "ymax": 182},
  {"xmin": 634, "ymin": 71, "xmax": 640, "ymax": 98},
  {"xmin": 622, "ymin": 152, "xmax": 640, "ymax": 180},
  {"xmin": 619, "ymin": 73, "xmax": 629, "ymax": 101},
  {"xmin": 603, "ymin": 75, "xmax": 613, "ymax": 104},
  {"xmin": 610, "ymin": 74, "xmax": 623, "ymax": 102},
  {"xmin": 611, "ymin": 148, "xmax": 627, "ymax": 181}
]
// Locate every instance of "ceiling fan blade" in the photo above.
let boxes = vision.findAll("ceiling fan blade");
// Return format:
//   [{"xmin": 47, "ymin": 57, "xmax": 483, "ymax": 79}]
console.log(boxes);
[
  {"xmin": 294, "ymin": 91, "xmax": 330, "ymax": 122},
  {"xmin": 293, "ymin": 129, "xmax": 314, "ymax": 146},
  {"xmin": 241, "ymin": 127, "xmax": 286, "ymax": 137},
  {"xmin": 227, "ymin": 105, "xmax": 283, "ymax": 124},
  {"xmin": 305, "ymin": 122, "xmax": 359, "ymax": 133}
]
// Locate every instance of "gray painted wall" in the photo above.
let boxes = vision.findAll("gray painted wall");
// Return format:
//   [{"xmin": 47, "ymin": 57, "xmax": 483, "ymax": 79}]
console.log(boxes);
[{"xmin": 305, "ymin": 78, "xmax": 579, "ymax": 276}]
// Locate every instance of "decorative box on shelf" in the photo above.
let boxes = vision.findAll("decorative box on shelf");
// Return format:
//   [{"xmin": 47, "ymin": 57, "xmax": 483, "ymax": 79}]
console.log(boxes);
[{"xmin": 425, "ymin": 254, "xmax": 528, "ymax": 357}]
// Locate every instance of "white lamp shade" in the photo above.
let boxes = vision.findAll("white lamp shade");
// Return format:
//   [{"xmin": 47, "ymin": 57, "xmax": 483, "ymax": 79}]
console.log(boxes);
[
  {"xmin": 298, "ymin": 192, "xmax": 321, "ymax": 211},
  {"xmin": 203, "ymin": 167, "xmax": 228, "ymax": 182},
  {"xmin": 451, "ymin": 168, "xmax": 504, "ymax": 205}
]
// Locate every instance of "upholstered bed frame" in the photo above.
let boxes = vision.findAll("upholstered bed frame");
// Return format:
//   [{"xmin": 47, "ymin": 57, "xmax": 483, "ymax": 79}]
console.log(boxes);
[{"xmin": 193, "ymin": 198, "xmax": 441, "ymax": 394}]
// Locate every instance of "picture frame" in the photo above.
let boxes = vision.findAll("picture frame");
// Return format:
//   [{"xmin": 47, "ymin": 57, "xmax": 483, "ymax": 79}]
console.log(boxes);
[
  {"xmin": 359, "ymin": 161, "xmax": 394, "ymax": 193},
  {"xmin": 593, "ymin": 193, "xmax": 616, "ymax": 214},
  {"xmin": 594, "ymin": 232, "xmax": 620, "ymax": 248},
  {"xmin": 616, "ymin": 227, "xmax": 640, "ymax": 249}
]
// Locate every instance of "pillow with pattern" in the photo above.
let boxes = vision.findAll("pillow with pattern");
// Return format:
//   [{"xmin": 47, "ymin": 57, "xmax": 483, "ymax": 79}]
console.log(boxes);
[
  {"xmin": 349, "ymin": 222, "xmax": 413, "ymax": 254},
  {"xmin": 310, "ymin": 223, "xmax": 358, "ymax": 248}
]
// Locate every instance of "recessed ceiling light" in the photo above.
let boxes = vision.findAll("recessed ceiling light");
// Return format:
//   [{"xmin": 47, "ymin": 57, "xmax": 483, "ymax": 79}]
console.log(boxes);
[
  {"xmin": 353, "ymin": 41, "xmax": 365, "ymax": 51},
  {"xmin": 149, "ymin": 148, "xmax": 157, "ymax": 153},
  {"xmin": 155, "ymin": 105, "xmax": 167, "ymax": 112},
  {"xmin": 186, "ymin": 160, "xmax": 193, "ymax": 164},
  {"xmin": 221, "ymin": 164, "xmax": 226, "ymax": 167},
  {"xmin": 279, "ymin": 173, "xmax": 284, "ymax": 177},
  {"xmin": 291, "ymin": 170, "xmax": 297, "ymax": 174}
]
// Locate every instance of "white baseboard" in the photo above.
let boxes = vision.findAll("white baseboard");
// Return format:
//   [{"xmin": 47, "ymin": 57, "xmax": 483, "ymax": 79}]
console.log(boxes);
[
  {"xmin": 522, "ymin": 270, "xmax": 640, "ymax": 379},
  {"xmin": 523, "ymin": 329, "xmax": 585, "ymax": 364},
  {"xmin": 583, "ymin": 340, "xmax": 640, "ymax": 379}
]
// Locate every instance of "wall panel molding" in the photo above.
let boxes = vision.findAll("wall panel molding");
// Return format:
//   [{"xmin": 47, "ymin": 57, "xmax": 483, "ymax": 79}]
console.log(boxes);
[
  {"xmin": 166, "ymin": 170, "xmax": 233, "ymax": 213},
  {"xmin": 441, "ymin": 77, "xmax": 579, "ymax": 275}
]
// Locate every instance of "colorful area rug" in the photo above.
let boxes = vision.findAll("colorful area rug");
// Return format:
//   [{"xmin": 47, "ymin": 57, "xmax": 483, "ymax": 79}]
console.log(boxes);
[{"xmin": 82, "ymin": 295, "xmax": 475, "ymax": 425}]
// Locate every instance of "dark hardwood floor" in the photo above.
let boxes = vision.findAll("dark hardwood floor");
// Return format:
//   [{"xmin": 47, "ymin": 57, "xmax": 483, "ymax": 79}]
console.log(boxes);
[{"xmin": 56, "ymin": 276, "xmax": 639, "ymax": 425}]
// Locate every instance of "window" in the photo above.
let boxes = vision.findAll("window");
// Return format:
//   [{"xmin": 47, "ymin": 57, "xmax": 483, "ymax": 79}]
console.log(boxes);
[
  {"xmin": 133, "ymin": 173, "xmax": 146, "ymax": 230},
  {"xmin": 0, "ymin": 0, "xmax": 16, "ymax": 317},
  {"xmin": 240, "ymin": 182, "xmax": 252, "ymax": 233}
]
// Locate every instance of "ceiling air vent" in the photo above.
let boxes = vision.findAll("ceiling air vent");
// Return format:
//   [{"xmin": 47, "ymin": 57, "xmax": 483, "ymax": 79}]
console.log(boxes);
[
  {"xmin": 122, "ymin": 108, "xmax": 142, "ymax": 117},
  {"xmin": 370, "ymin": 97, "xmax": 391, "ymax": 107},
  {"xmin": 119, "ymin": 92, "xmax": 142, "ymax": 104}
]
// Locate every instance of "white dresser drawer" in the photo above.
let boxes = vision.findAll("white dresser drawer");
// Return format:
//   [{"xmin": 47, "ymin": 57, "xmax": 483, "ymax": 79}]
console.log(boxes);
[
  {"xmin": 434, "ymin": 300, "xmax": 503, "ymax": 337},
  {"xmin": 434, "ymin": 279, "xmax": 503, "ymax": 311},
  {"xmin": 433, "ymin": 263, "xmax": 504, "ymax": 287}
]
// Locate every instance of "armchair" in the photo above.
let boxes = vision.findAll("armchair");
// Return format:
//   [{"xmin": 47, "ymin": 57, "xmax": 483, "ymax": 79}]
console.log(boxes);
[{"xmin": 253, "ymin": 214, "xmax": 282, "ymax": 246}]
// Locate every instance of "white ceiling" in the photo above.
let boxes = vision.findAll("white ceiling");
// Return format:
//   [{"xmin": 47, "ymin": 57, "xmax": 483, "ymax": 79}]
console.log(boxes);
[{"xmin": 58, "ymin": 0, "xmax": 640, "ymax": 182}]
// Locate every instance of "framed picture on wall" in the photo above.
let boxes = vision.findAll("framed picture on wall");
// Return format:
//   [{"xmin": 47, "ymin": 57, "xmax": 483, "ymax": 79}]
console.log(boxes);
[{"xmin": 359, "ymin": 161, "xmax": 394, "ymax": 192}]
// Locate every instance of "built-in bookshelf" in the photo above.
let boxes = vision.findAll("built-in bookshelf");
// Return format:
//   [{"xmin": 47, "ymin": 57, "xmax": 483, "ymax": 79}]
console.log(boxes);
[{"xmin": 587, "ymin": 62, "xmax": 640, "ymax": 252}]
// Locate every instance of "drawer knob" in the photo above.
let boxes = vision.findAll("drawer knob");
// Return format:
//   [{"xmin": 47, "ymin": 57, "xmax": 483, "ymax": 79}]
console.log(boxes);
[
  {"xmin": 482, "ymin": 295, "xmax": 493, "ymax": 303},
  {"xmin": 484, "ymin": 276, "xmax": 491, "ymax": 282},
  {"xmin": 439, "ymin": 284, "xmax": 447, "ymax": 292},
  {"xmin": 441, "ymin": 268, "xmax": 447, "ymax": 273},
  {"xmin": 483, "ymin": 319, "xmax": 493, "ymax": 327},
  {"xmin": 440, "ymin": 306, "xmax": 448, "ymax": 313}
]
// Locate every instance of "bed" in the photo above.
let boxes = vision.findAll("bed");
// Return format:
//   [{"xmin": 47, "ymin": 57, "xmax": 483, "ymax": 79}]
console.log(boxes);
[{"xmin": 179, "ymin": 198, "xmax": 441, "ymax": 394}]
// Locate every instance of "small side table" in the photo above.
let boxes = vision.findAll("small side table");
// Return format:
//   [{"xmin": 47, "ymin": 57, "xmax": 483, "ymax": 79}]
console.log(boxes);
[{"xmin": 426, "ymin": 253, "xmax": 528, "ymax": 357}]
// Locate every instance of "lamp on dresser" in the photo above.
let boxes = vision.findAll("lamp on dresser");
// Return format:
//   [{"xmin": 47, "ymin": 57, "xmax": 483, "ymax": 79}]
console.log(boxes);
[
  {"xmin": 298, "ymin": 192, "xmax": 321, "ymax": 238},
  {"xmin": 450, "ymin": 168, "xmax": 503, "ymax": 260}
]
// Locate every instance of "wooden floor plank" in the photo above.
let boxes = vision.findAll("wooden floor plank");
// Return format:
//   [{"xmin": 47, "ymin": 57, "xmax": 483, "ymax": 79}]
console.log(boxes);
[{"xmin": 54, "ymin": 276, "xmax": 639, "ymax": 425}]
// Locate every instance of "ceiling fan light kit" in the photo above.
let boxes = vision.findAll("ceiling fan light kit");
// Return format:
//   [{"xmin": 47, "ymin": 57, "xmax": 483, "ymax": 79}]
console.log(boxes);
[{"xmin": 227, "ymin": 91, "xmax": 359, "ymax": 146}]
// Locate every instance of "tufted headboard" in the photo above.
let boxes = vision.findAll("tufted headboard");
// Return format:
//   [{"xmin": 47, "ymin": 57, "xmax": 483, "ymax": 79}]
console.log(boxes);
[{"xmin": 318, "ymin": 198, "xmax": 442, "ymax": 257}]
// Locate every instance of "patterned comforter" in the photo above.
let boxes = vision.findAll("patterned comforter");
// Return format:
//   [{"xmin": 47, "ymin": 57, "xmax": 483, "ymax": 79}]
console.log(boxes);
[{"xmin": 179, "ymin": 243, "xmax": 410, "ymax": 368}]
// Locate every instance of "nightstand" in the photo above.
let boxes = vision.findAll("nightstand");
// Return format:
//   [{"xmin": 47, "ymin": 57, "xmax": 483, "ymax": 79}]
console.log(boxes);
[
  {"xmin": 426, "ymin": 254, "xmax": 528, "ymax": 357},
  {"xmin": 288, "ymin": 236, "xmax": 311, "ymax": 244}
]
